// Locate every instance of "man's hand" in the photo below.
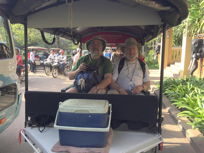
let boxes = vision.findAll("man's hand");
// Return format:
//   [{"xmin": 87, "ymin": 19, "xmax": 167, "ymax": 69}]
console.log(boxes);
[
  {"xmin": 132, "ymin": 85, "xmax": 143, "ymax": 94},
  {"xmin": 88, "ymin": 86, "xmax": 98, "ymax": 94},
  {"xmin": 88, "ymin": 85, "xmax": 107, "ymax": 94},
  {"xmin": 68, "ymin": 63, "xmax": 87, "ymax": 80},
  {"xmin": 77, "ymin": 63, "xmax": 87, "ymax": 72}
]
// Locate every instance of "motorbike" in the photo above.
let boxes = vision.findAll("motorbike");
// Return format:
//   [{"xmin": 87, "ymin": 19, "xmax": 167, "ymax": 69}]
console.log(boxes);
[
  {"xmin": 44, "ymin": 59, "xmax": 53, "ymax": 76},
  {"xmin": 52, "ymin": 58, "xmax": 73, "ymax": 78}
]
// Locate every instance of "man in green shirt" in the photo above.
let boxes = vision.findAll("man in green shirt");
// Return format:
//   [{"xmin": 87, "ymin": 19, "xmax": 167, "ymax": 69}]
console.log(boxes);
[{"xmin": 67, "ymin": 38, "xmax": 112, "ymax": 94}]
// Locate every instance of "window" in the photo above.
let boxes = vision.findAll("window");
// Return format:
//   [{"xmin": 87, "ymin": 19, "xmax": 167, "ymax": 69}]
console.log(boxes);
[
  {"xmin": 0, "ymin": 16, "xmax": 13, "ymax": 59},
  {"xmin": 0, "ymin": 84, "xmax": 17, "ymax": 111}
]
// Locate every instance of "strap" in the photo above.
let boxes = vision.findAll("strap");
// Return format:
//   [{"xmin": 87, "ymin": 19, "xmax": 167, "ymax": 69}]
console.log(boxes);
[{"xmin": 118, "ymin": 57, "xmax": 125, "ymax": 74}]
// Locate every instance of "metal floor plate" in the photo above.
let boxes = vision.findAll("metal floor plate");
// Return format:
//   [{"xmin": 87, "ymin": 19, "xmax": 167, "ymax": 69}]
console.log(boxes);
[{"xmin": 23, "ymin": 127, "xmax": 162, "ymax": 153}]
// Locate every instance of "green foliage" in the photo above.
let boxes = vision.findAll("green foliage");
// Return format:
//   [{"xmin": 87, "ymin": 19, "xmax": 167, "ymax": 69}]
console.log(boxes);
[
  {"xmin": 163, "ymin": 77, "xmax": 204, "ymax": 133},
  {"xmin": 11, "ymin": 24, "xmax": 77, "ymax": 50},
  {"xmin": 145, "ymin": 50, "xmax": 159, "ymax": 69},
  {"xmin": 173, "ymin": 26, "xmax": 184, "ymax": 47},
  {"xmin": 173, "ymin": 0, "xmax": 204, "ymax": 47},
  {"xmin": 187, "ymin": 0, "xmax": 204, "ymax": 34}
]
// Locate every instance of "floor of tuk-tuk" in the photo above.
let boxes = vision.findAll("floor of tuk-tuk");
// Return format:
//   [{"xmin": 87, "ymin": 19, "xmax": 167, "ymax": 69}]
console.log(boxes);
[{"xmin": 21, "ymin": 126, "xmax": 162, "ymax": 153}]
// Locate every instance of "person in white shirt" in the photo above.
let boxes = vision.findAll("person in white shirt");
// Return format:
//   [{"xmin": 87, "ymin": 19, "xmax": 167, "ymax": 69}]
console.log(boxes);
[
  {"xmin": 47, "ymin": 50, "xmax": 56, "ymax": 63},
  {"xmin": 72, "ymin": 48, "xmax": 81, "ymax": 66},
  {"xmin": 29, "ymin": 50, "xmax": 36, "ymax": 72},
  {"xmin": 109, "ymin": 38, "xmax": 150, "ymax": 95},
  {"xmin": 57, "ymin": 49, "xmax": 67, "ymax": 71},
  {"xmin": 57, "ymin": 50, "xmax": 67, "ymax": 63}
]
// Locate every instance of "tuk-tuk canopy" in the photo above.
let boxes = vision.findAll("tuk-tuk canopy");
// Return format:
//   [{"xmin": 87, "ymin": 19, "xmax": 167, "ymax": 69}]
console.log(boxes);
[
  {"xmin": 0, "ymin": 0, "xmax": 188, "ymax": 44},
  {"xmin": 27, "ymin": 46, "xmax": 48, "ymax": 51}
]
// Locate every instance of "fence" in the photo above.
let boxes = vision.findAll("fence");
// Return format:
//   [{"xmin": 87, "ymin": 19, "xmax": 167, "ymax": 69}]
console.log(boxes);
[{"xmin": 171, "ymin": 47, "xmax": 182, "ymax": 63}]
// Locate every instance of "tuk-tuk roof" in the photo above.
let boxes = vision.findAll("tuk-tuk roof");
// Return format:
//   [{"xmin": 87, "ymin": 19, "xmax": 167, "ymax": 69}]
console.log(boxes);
[
  {"xmin": 0, "ymin": 0, "xmax": 188, "ymax": 44},
  {"xmin": 27, "ymin": 46, "xmax": 48, "ymax": 50},
  {"xmin": 49, "ymin": 48, "xmax": 62, "ymax": 51}
]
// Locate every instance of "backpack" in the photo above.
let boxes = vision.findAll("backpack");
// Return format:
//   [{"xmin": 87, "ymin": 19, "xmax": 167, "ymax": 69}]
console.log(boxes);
[
  {"xmin": 74, "ymin": 69, "xmax": 102, "ymax": 93},
  {"xmin": 74, "ymin": 57, "xmax": 105, "ymax": 93},
  {"xmin": 31, "ymin": 114, "xmax": 55, "ymax": 132},
  {"xmin": 118, "ymin": 57, "xmax": 146, "ymax": 78}
]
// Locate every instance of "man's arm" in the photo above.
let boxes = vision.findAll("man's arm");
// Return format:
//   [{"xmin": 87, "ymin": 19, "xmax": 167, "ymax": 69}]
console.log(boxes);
[
  {"xmin": 67, "ymin": 63, "xmax": 87, "ymax": 80},
  {"xmin": 67, "ymin": 69, "xmax": 80, "ymax": 80},
  {"xmin": 97, "ymin": 73, "xmax": 112, "ymax": 89},
  {"xmin": 63, "ymin": 55, "xmax": 67, "ymax": 63},
  {"xmin": 143, "ymin": 81, "xmax": 150, "ymax": 91},
  {"xmin": 132, "ymin": 63, "xmax": 151, "ymax": 94},
  {"xmin": 132, "ymin": 81, "xmax": 150, "ymax": 94},
  {"xmin": 88, "ymin": 73, "xmax": 112, "ymax": 93}
]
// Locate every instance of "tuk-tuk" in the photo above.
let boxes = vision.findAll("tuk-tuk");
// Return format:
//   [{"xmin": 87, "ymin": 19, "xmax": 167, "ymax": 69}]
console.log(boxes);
[
  {"xmin": 27, "ymin": 46, "xmax": 49, "ymax": 67},
  {"xmin": 1, "ymin": 0, "xmax": 188, "ymax": 152}
]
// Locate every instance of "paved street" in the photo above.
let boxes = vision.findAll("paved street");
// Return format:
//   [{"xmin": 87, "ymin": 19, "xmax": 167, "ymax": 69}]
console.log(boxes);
[{"xmin": 0, "ymin": 70, "xmax": 197, "ymax": 153}]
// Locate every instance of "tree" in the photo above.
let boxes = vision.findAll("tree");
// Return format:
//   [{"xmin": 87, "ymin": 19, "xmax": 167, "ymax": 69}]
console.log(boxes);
[
  {"xmin": 173, "ymin": 0, "xmax": 204, "ymax": 46},
  {"xmin": 187, "ymin": 0, "xmax": 204, "ymax": 34},
  {"xmin": 11, "ymin": 24, "xmax": 77, "ymax": 50},
  {"xmin": 11, "ymin": 24, "xmax": 24, "ymax": 48}
]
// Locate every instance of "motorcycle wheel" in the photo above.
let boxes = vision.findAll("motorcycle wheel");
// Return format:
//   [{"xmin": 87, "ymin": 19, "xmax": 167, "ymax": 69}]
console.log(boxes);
[
  {"xmin": 20, "ymin": 71, "xmax": 25, "ymax": 83},
  {"xmin": 44, "ymin": 66, "xmax": 51, "ymax": 76},
  {"xmin": 52, "ymin": 68, "xmax": 58, "ymax": 78}
]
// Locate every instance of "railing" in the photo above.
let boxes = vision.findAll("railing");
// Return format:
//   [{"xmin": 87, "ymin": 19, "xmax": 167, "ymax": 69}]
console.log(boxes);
[
  {"xmin": 171, "ymin": 47, "xmax": 182, "ymax": 63},
  {"xmin": 194, "ymin": 33, "xmax": 204, "ymax": 39}
]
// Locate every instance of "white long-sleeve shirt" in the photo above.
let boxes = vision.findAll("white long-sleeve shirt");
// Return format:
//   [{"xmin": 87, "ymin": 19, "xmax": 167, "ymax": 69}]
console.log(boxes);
[
  {"xmin": 57, "ymin": 55, "xmax": 67, "ymax": 63},
  {"xmin": 30, "ymin": 51, "xmax": 35, "ymax": 63}
]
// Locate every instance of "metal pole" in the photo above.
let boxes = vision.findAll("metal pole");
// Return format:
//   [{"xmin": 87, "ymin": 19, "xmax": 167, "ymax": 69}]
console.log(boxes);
[
  {"xmin": 24, "ymin": 18, "xmax": 28, "ymax": 127},
  {"xmin": 158, "ymin": 24, "xmax": 166, "ymax": 134},
  {"xmin": 24, "ymin": 19, "xmax": 28, "ymax": 92},
  {"xmin": 79, "ymin": 42, "xmax": 82, "ymax": 57}
]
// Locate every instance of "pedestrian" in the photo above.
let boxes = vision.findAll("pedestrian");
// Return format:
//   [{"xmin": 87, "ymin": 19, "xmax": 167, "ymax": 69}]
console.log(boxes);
[
  {"xmin": 29, "ymin": 50, "xmax": 36, "ymax": 72},
  {"xmin": 16, "ymin": 48, "xmax": 23, "ymax": 78}
]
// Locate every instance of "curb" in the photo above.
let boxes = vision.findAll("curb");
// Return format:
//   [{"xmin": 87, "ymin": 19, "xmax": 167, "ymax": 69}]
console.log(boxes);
[{"xmin": 155, "ymin": 90, "xmax": 204, "ymax": 153}]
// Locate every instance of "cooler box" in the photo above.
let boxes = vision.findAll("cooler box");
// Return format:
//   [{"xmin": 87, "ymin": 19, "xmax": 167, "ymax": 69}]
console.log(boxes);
[
  {"xmin": 54, "ymin": 99, "xmax": 111, "ymax": 147},
  {"xmin": 57, "ymin": 99, "xmax": 109, "ymax": 127}
]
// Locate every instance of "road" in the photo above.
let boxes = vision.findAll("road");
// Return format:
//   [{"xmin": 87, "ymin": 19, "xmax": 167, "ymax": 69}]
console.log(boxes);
[
  {"xmin": 0, "ymin": 71, "xmax": 72, "ymax": 153},
  {"xmin": 0, "ymin": 71, "xmax": 197, "ymax": 153}
]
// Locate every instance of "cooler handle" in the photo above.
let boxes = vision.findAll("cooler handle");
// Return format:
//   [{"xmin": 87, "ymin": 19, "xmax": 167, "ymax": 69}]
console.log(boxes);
[{"xmin": 54, "ymin": 104, "xmax": 112, "ymax": 132}]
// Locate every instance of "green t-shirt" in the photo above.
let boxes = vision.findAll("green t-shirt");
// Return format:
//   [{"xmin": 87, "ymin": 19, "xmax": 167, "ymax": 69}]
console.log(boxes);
[{"xmin": 72, "ymin": 55, "xmax": 112, "ymax": 78}]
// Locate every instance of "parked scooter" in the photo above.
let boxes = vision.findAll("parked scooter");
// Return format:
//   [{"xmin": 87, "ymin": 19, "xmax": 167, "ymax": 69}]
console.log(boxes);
[{"xmin": 52, "ymin": 58, "xmax": 73, "ymax": 78}]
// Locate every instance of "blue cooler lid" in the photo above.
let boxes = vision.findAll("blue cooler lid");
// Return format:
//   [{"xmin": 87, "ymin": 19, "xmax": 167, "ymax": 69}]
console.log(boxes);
[{"xmin": 59, "ymin": 99, "xmax": 109, "ymax": 114}]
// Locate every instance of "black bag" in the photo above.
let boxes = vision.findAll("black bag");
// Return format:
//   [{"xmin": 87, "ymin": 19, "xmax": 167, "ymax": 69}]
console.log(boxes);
[
  {"xmin": 74, "ymin": 66, "xmax": 102, "ymax": 93},
  {"xmin": 31, "ymin": 114, "xmax": 54, "ymax": 132}
]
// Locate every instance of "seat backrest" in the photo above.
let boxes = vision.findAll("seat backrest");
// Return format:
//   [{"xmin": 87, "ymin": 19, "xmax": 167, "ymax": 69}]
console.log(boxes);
[{"xmin": 25, "ymin": 91, "xmax": 159, "ymax": 131}]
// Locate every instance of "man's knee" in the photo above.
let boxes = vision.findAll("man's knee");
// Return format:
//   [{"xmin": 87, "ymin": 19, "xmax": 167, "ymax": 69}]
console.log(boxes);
[
  {"xmin": 97, "ymin": 89, "xmax": 107, "ymax": 94},
  {"xmin": 107, "ymin": 89, "xmax": 119, "ymax": 94},
  {"xmin": 66, "ymin": 87, "xmax": 78, "ymax": 93}
]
